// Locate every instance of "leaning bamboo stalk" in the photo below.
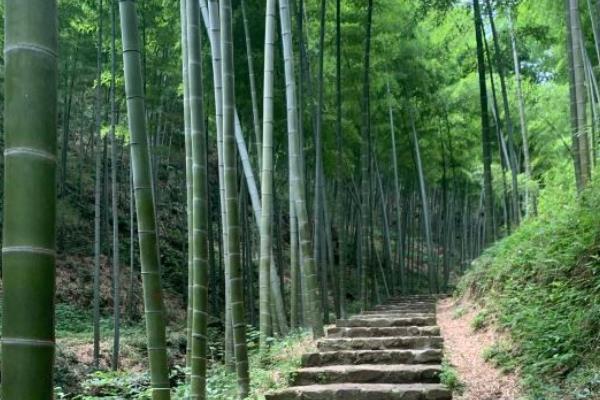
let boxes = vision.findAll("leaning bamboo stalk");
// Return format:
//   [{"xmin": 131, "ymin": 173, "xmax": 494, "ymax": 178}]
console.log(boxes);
[{"xmin": 241, "ymin": 0, "xmax": 263, "ymax": 172}]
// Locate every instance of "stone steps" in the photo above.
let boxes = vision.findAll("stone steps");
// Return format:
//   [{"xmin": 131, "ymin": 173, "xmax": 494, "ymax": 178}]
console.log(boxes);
[
  {"xmin": 265, "ymin": 383, "xmax": 452, "ymax": 400},
  {"xmin": 337, "ymin": 316, "xmax": 437, "ymax": 327},
  {"xmin": 317, "ymin": 336, "xmax": 444, "ymax": 351},
  {"xmin": 266, "ymin": 295, "xmax": 452, "ymax": 399},
  {"xmin": 292, "ymin": 364, "xmax": 442, "ymax": 385},
  {"xmin": 302, "ymin": 349, "xmax": 443, "ymax": 367},
  {"xmin": 327, "ymin": 326, "xmax": 440, "ymax": 338},
  {"xmin": 351, "ymin": 313, "xmax": 435, "ymax": 318}
]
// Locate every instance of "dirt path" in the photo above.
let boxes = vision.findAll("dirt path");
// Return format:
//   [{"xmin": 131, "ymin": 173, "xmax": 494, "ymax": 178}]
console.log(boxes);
[{"xmin": 437, "ymin": 298, "xmax": 523, "ymax": 400}]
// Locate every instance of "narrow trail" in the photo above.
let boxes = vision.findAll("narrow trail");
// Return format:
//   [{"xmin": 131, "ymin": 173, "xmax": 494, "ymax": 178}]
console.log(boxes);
[
  {"xmin": 267, "ymin": 295, "xmax": 452, "ymax": 399},
  {"xmin": 437, "ymin": 299, "xmax": 522, "ymax": 400}
]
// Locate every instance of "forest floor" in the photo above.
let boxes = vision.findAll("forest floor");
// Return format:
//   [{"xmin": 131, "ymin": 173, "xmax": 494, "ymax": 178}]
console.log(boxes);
[{"xmin": 437, "ymin": 298, "xmax": 523, "ymax": 400}]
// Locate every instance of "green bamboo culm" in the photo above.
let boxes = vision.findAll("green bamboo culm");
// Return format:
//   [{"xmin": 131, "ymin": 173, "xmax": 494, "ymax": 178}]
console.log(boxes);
[
  {"xmin": 118, "ymin": 1, "xmax": 171, "ymax": 399},
  {"xmin": 278, "ymin": 0, "xmax": 324, "ymax": 338},
  {"xmin": 180, "ymin": 0, "xmax": 194, "ymax": 382},
  {"xmin": 258, "ymin": 0, "xmax": 277, "ymax": 350},
  {"xmin": 2, "ymin": 1, "xmax": 58, "ymax": 398},
  {"xmin": 220, "ymin": 0, "xmax": 250, "ymax": 397},
  {"xmin": 186, "ymin": 0, "xmax": 210, "ymax": 397}
]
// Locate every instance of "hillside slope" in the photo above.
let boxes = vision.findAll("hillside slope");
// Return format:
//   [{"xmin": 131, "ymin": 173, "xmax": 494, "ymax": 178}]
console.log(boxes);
[{"xmin": 457, "ymin": 168, "xmax": 600, "ymax": 399}]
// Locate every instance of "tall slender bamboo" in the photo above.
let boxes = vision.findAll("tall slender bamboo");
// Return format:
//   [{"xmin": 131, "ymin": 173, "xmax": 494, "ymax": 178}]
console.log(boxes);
[
  {"xmin": 409, "ymin": 108, "xmax": 436, "ymax": 293},
  {"xmin": 485, "ymin": 0, "xmax": 520, "ymax": 224},
  {"xmin": 360, "ymin": 0, "xmax": 374, "ymax": 310},
  {"xmin": 387, "ymin": 81, "xmax": 405, "ymax": 294},
  {"xmin": 220, "ymin": 0, "xmax": 250, "ymax": 397},
  {"xmin": 241, "ymin": 0, "xmax": 263, "ymax": 172},
  {"xmin": 259, "ymin": 0, "xmax": 277, "ymax": 349},
  {"xmin": 279, "ymin": 0, "xmax": 324, "ymax": 338},
  {"xmin": 186, "ymin": 0, "xmax": 209, "ymax": 397},
  {"xmin": 204, "ymin": 0, "xmax": 234, "ymax": 368},
  {"xmin": 335, "ymin": 0, "xmax": 345, "ymax": 315},
  {"xmin": 2, "ymin": 1, "xmax": 58, "ymax": 398},
  {"xmin": 118, "ymin": 1, "xmax": 171, "ymax": 398},
  {"xmin": 569, "ymin": 0, "xmax": 592, "ymax": 188},
  {"xmin": 110, "ymin": 0, "xmax": 121, "ymax": 371},
  {"xmin": 473, "ymin": 0, "xmax": 495, "ymax": 244},
  {"xmin": 507, "ymin": 6, "xmax": 532, "ymax": 216},
  {"xmin": 375, "ymin": 160, "xmax": 393, "ymax": 295},
  {"xmin": 93, "ymin": 0, "xmax": 104, "ymax": 370},
  {"xmin": 314, "ymin": 0, "xmax": 329, "ymax": 324},
  {"xmin": 180, "ymin": 0, "xmax": 194, "ymax": 379}
]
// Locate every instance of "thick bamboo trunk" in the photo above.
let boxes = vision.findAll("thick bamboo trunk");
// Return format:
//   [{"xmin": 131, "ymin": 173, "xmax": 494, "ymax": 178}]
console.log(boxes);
[{"xmin": 2, "ymin": 1, "xmax": 58, "ymax": 397}]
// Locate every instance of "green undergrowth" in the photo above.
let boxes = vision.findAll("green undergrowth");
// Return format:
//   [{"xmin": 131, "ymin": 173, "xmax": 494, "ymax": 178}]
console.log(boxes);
[
  {"xmin": 186, "ymin": 329, "xmax": 314, "ymax": 399},
  {"xmin": 61, "ymin": 328, "xmax": 313, "ymax": 399},
  {"xmin": 440, "ymin": 358, "xmax": 464, "ymax": 394},
  {"xmin": 458, "ymin": 167, "xmax": 600, "ymax": 399}
]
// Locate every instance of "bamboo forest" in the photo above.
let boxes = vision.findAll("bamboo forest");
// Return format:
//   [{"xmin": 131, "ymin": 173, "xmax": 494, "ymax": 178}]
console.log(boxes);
[{"xmin": 1, "ymin": 0, "xmax": 600, "ymax": 399}]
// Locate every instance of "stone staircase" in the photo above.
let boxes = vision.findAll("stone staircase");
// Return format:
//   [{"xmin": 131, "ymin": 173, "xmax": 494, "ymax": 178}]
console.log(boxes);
[{"xmin": 266, "ymin": 295, "xmax": 452, "ymax": 400}]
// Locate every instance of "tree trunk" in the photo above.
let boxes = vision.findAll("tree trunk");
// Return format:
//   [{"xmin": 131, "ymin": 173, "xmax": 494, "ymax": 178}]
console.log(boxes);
[
  {"xmin": 387, "ymin": 82, "xmax": 405, "ymax": 294},
  {"xmin": 313, "ymin": 0, "xmax": 328, "ymax": 325},
  {"xmin": 2, "ymin": 1, "xmax": 58, "ymax": 398},
  {"xmin": 180, "ymin": 0, "xmax": 194, "ymax": 379},
  {"xmin": 241, "ymin": 0, "xmax": 263, "ymax": 173},
  {"xmin": 118, "ymin": 1, "xmax": 171, "ymax": 397},
  {"xmin": 186, "ymin": 0, "xmax": 210, "ymax": 397},
  {"xmin": 569, "ymin": 0, "xmax": 592, "ymax": 189},
  {"xmin": 279, "ymin": 0, "xmax": 324, "ymax": 338},
  {"xmin": 508, "ymin": 5, "xmax": 532, "ymax": 215},
  {"xmin": 473, "ymin": 0, "xmax": 495, "ymax": 244},
  {"xmin": 360, "ymin": 0, "xmax": 374, "ymax": 311},
  {"xmin": 110, "ymin": 0, "xmax": 121, "ymax": 371},
  {"xmin": 409, "ymin": 108, "xmax": 436, "ymax": 293},
  {"xmin": 93, "ymin": 0, "xmax": 104, "ymax": 371},
  {"xmin": 258, "ymin": 0, "xmax": 276, "ymax": 349},
  {"xmin": 220, "ymin": 0, "xmax": 250, "ymax": 397},
  {"xmin": 485, "ymin": 0, "xmax": 520, "ymax": 224}
]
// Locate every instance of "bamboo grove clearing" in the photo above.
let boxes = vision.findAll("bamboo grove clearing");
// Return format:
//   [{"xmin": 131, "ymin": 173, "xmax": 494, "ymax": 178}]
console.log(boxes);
[{"xmin": 1, "ymin": 0, "xmax": 599, "ymax": 399}]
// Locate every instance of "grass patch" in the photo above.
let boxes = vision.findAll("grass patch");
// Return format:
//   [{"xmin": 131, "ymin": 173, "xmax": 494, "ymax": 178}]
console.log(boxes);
[
  {"xmin": 452, "ymin": 305, "xmax": 466, "ymax": 319},
  {"xmin": 440, "ymin": 358, "xmax": 464, "ymax": 394},
  {"xmin": 471, "ymin": 309, "xmax": 490, "ymax": 332}
]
